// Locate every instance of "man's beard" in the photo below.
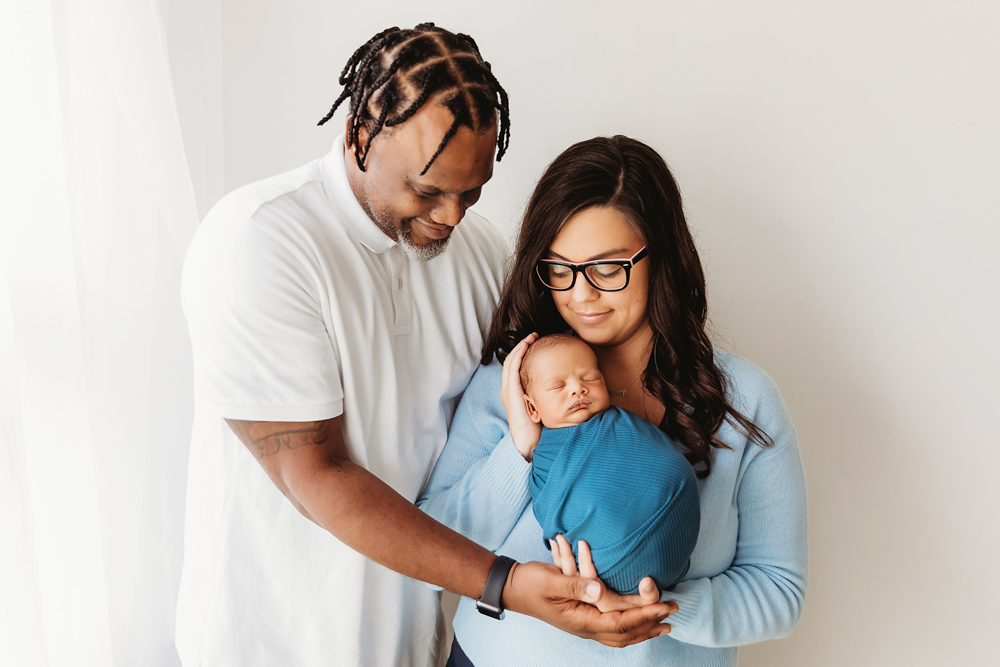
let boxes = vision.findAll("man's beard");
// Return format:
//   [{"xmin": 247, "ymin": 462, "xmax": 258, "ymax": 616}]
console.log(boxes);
[
  {"xmin": 394, "ymin": 221, "xmax": 450, "ymax": 261},
  {"xmin": 363, "ymin": 191, "xmax": 450, "ymax": 262}
]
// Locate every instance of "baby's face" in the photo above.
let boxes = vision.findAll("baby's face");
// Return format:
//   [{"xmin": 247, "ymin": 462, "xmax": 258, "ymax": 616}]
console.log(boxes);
[{"xmin": 523, "ymin": 340, "xmax": 611, "ymax": 429}]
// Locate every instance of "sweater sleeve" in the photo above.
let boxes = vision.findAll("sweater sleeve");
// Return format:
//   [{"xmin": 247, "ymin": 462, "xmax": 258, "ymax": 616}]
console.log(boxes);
[
  {"xmin": 416, "ymin": 361, "xmax": 533, "ymax": 552},
  {"xmin": 663, "ymin": 371, "xmax": 808, "ymax": 647}
]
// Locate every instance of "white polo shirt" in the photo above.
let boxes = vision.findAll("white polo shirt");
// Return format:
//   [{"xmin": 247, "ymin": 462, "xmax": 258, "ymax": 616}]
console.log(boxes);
[{"xmin": 176, "ymin": 136, "xmax": 507, "ymax": 667}]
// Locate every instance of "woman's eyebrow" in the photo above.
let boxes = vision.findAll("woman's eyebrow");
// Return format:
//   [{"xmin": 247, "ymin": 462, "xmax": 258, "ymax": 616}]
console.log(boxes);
[{"xmin": 547, "ymin": 248, "xmax": 632, "ymax": 262}]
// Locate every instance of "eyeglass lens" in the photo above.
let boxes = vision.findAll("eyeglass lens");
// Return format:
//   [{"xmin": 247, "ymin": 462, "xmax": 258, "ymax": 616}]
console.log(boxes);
[{"xmin": 540, "ymin": 263, "xmax": 628, "ymax": 290}]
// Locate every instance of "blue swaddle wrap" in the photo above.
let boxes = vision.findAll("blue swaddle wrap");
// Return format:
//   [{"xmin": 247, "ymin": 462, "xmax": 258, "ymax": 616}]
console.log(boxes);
[{"xmin": 530, "ymin": 406, "xmax": 701, "ymax": 595}]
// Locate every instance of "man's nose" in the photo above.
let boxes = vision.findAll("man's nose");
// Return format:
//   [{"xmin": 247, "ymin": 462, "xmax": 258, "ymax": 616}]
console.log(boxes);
[{"xmin": 430, "ymin": 193, "xmax": 465, "ymax": 228}]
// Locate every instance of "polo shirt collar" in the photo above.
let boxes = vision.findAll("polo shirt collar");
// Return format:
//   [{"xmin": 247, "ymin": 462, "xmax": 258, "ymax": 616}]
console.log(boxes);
[{"xmin": 322, "ymin": 134, "xmax": 397, "ymax": 254}]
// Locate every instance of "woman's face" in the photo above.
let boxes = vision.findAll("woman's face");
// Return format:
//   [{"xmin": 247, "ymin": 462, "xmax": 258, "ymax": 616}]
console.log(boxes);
[{"xmin": 546, "ymin": 206, "xmax": 651, "ymax": 350}]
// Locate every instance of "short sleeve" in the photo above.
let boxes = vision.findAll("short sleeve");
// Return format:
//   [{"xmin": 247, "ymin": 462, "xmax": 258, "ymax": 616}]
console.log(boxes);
[{"xmin": 182, "ymin": 218, "xmax": 343, "ymax": 422}]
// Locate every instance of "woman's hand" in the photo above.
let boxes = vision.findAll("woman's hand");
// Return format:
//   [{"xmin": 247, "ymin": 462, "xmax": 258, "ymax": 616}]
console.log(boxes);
[
  {"xmin": 501, "ymin": 332, "xmax": 541, "ymax": 460},
  {"xmin": 550, "ymin": 534, "xmax": 669, "ymax": 614}
]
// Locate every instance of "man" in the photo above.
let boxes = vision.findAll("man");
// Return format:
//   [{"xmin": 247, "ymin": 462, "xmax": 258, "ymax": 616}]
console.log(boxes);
[{"xmin": 177, "ymin": 23, "xmax": 673, "ymax": 666}]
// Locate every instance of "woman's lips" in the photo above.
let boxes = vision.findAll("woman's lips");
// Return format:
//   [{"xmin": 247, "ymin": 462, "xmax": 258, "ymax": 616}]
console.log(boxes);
[{"xmin": 574, "ymin": 310, "xmax": 612, "ymax": 325}]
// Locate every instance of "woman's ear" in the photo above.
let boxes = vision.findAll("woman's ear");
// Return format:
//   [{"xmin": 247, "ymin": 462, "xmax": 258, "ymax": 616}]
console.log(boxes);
[{"xmin": 523, "ymin": 394, "xmax": 542, "ymax": 424}]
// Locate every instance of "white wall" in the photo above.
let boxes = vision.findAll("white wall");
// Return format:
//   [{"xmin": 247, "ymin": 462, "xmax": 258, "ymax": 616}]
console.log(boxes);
[{"xmin": 218, "ymin": 1, "xmax": 1000, "ymax": 664}]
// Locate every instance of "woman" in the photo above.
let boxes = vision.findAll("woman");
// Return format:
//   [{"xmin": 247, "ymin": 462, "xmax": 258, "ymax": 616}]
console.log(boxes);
[{"xmin": 418, "ymin": 136, "xmax": 807, "ymax": 666}]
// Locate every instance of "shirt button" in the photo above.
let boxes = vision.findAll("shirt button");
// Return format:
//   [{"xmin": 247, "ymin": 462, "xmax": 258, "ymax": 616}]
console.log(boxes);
[{"xmin": 398, "ymin": 278, "xmax": 403, "ymax": 290}]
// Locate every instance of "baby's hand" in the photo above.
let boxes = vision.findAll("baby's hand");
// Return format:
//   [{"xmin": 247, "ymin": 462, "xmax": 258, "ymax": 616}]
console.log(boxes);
[{"xmin": 549, "ymin": 535, "xmax": 669, "ymax": 615}]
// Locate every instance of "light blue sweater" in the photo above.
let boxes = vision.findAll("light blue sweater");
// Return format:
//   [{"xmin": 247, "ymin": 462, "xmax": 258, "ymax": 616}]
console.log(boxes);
[{"xmin": 417, "ymin": 350, "xmax": 807, "ymax": 667}]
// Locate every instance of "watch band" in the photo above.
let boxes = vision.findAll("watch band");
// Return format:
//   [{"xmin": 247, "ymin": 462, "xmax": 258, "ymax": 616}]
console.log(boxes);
[{"xmin": 475, "ymin": 555, "xmax": 517, "ymax": 620}]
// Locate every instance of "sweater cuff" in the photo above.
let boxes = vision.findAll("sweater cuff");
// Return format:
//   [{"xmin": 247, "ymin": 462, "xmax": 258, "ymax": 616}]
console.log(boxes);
[
  {"xmin": 659, "ymin": 580, "xmax": 704, "ymax": 639},
  {"xmin": 478, "ymin": 434, "xmax": 533, "ymax": 518}
]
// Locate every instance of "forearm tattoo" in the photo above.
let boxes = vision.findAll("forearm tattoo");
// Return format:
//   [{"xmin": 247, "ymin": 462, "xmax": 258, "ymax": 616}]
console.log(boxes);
[{"xmin": 225, "ymin": 420, "xmax": 328, "ymax": 460}]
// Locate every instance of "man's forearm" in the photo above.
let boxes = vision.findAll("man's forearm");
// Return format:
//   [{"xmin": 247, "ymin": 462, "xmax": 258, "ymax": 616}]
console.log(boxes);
[{"xmin": 287, "ymin": 456, "xmax": 496, "ymax": 600}]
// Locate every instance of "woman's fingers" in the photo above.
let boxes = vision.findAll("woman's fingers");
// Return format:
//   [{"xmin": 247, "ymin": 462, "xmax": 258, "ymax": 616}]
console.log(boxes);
[
  {"xmin": 502, "ymin": 561, "xmax": 673, "ymax": 647},
  {"xmin": 637, "ymin": 577, "xmax": 660, "ymax": 605},
  {"xmin": 504, "ymin": 333, "xmax": 538, "ymax": 379},
  {"xmin": 600, "ymin": 576, "xmax": 662, "ymax": 610},
  {"xmin": 500, "ymin": 335, "xmax": 530, "ymax": 390},
  {"xmin": 501, "ymin": 333, "xmax": 537, "ymax": 405},
  {"xmin": 501, "ymin": 333, "xmax": 542, "ymax": 459},
  {"xmin": 551, "ymin": 537, "xmax": 666, "ymax": 614},
  {"xmin": 556, "ymin": 534, "xmax": 578, "ymax": 576},
  {"xmin": 577, "ymin": 540, "xmax": 598, "ymax": 579}
]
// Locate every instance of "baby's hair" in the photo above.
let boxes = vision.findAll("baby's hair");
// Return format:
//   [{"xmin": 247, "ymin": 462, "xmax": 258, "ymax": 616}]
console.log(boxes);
[{"xmin": 519, "ymin": 334, "xmax": 590, "ymax": 394}]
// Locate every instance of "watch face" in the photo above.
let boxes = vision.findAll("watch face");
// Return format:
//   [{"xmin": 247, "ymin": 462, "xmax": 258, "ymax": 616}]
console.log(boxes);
[{"xmin": 475, "ymin": 600, "xmax": 505, "ymax": 620}]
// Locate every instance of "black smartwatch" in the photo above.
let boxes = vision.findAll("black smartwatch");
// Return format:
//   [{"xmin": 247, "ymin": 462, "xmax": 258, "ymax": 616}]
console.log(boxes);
[{"xmin": 476, "ymin": 556, "xmax": 517, "ymax": 620}]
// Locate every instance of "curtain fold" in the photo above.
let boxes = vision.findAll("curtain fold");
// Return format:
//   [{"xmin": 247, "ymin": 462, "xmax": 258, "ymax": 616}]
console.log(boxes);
[{"xmin": 1, "ymin": 1, "xmax": 220, "ymax": 664}]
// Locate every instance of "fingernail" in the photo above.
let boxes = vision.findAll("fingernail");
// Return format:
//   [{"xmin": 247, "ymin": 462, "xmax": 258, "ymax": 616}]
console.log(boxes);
[
  {"xmin": 586, "ymin": 582, "xmax": 600, "ymax": 601},
  {"xmin": 658, "ymin": 609, "xmax": 669, "ymax": 618}
]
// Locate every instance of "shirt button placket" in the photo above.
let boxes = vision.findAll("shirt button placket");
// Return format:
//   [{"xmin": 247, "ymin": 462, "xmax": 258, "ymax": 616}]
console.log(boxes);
[{"xmin": 390, "ymin": 249, "xmax": 412, "ymax": 334}]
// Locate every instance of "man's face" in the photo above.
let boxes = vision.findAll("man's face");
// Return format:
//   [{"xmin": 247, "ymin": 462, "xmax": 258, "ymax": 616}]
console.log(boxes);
[
  {"xmin": 523, "ymin": 339, "xmax": 611, "ymax": 429},
  {"xmin": 345, "ymin": 102, "xmax": 497, "ymax": 261}
]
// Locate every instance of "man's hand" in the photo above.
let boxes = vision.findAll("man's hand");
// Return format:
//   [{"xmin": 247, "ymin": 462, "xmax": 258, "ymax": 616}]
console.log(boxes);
[
  {"xmin": 502, "ymin": 561, "xmax": 677, "ymax": 648},
  {"xmin": 224, "ymin": 417, "xmax": 674, "ymax": 648},
  {"xmin": 551, "ymin": 534, "xmax": 664, "ymax": 613},
  {"xmin": 225, "ymin": 417, "xmax": 498, "ymax": 600}
]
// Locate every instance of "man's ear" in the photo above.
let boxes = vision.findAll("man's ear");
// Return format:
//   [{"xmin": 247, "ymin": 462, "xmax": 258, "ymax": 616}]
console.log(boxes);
[
  {"xmin": 523, "ymin": 394, "xmax": 542, "ymax": 424},
  {"xmin": 343, "ymin": 117, "xmax": 370, "ymax": 149}
]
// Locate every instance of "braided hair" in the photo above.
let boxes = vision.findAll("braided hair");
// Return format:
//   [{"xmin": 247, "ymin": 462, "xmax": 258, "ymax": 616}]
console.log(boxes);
[{"xmin": 318, "ymin": 23, "xmax": 510, "ymax": 175}]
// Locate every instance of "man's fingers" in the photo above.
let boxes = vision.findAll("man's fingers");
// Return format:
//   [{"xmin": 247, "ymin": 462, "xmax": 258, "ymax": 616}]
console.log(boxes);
[
  {"xmin": 548, "ymin": 568, "xmax": 602, "ymax": 604},
  {"xmin": 617, "ymin": 603, "xmax": 675, "ymax": 629},
  {"xmin": 600, "ymin": 579, "xmax": 666, "ymax": 611},
  {"xmin": 592, "ymin": 622, "xmax": 671, "ymax": 648},
  {"xmin": 578, "ymin": 605, "xmax": 675, "ymax": 647}
]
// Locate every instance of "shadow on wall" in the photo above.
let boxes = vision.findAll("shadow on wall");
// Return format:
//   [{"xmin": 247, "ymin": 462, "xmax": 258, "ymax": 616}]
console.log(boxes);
[{"xmin": 697, "ymin": 181, "xmax": 943, "ymax": 665}]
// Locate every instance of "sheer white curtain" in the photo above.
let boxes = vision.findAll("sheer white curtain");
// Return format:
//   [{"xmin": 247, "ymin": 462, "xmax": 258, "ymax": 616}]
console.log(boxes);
[{"xmin": 0, "ymin": 0, "xmax": 220, "ymax": 665}]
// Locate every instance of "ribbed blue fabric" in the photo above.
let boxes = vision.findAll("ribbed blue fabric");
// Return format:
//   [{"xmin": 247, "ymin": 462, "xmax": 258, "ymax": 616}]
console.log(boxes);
[
  {"xmin": 529, "ymin": 407, "xmax": 700, "ymax": 594},
  {"xmin": 417, "ymin": 350, "xmax": 808, "ymax": 667}
]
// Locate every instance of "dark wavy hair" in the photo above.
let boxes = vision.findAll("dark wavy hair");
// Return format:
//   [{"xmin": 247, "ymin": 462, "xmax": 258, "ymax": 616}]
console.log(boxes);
[{"xmin": 482, "ymin": 135, "xmax": 771, "ymax": 477}]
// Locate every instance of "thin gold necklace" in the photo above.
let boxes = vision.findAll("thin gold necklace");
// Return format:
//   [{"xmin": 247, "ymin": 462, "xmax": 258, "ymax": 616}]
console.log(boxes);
[{"xmin": 608, "ymin": 372, "xmax": 642, "ymax": 397}]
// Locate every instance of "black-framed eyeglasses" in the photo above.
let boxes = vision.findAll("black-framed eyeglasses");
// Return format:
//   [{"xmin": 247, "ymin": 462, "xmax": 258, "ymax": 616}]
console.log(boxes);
[{"xmin": 535, "ymin": 247, "xmax": 648, "ymax": 292}]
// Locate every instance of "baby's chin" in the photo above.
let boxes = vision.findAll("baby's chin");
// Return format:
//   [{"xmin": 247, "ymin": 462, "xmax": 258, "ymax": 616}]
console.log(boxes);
[{"xmin": 544, "ymin": 406, "xmax": 603, "ymax": 429}]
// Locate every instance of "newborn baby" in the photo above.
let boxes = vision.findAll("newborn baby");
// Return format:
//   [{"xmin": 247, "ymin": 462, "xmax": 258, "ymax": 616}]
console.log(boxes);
[{"xmin": 520, "ymin": 334, "xmax": 701, "ymax": 594}]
